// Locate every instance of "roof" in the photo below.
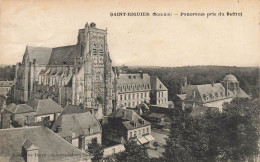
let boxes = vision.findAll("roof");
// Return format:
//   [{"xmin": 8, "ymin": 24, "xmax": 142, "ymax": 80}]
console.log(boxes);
[
  {"xmin": 4, "ymin": 103, "xmax": 34, "ymax": 114},
  {"xmin": 26, "ymin": 99, "xmax": 63, "ymax": 116},
  {"xmin": 0, "ymin": 81, "xmax": 13, "ymax": 87},
  {"xmin": 182, "ymin": 83, "xmax": 235, "ymax": 103},
  {"xmin": 51, "ymin": 112, "xmax": 101, "ymax": 138},
  {"xmin": 61, "ymin": 105, "xmax": 91, "ymax": 115},
  {"xmin": 48, "ymin": 45, "xmax": 77, "ymax": 65},
  {"xmin": 108, "ymin": 108, "xmax": 150, "ymax": 130},
  {"xmin": 150, "ymin": 76, "xmax": 168, "ymax": 91},
  {"xmin": 176, "ymin": 94, "xmax": 187, "ymax": 100},
  {"xmin": 26, "ymin": 46, "xmax": 52, "ymax": 65},
  {"xmin": 190, "ymin": 106, "xmax": 219, "ymax": 117},
  {"xmin": 148, "ymin": 113, "xmax": 165, "ymax": 119},
  {"xmin": 223, "ymin": 74, "xmax": 238, "ymax": 82},
  {"xmin": 117, "ymin": 73, "xmax": 151, "ymax": 86},
  {"xmin": 0, "ymin": 126, "xmax": 88, "ymax": 162},
  {"xmin": 236, "ymin": 88, "xmax": 250, "ymax": 98}
]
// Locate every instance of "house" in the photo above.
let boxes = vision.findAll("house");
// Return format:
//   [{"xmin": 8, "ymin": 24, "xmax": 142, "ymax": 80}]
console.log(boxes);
[
  {"xmin": 51, "ymin": 111, "xmax": 102, "ymax": 151},
  {"xmin": 179, "ymin": 74, "xmax": 249, "ymax": 112},
  {"xmin": 3, "ymin": 103, "xmax": 36, "ymax": 126},
  {"xmin": 106, "ymin": 108, "xmax": 154, "ymax": 146},
  {"xmin": 0, "ymin": 126, "xmax": 91, "ymax": 162},
  {"xmin": 26, "ymin": 99, "xmax": 63, "ymax": 122},
  {"xmin": 113, "ymin": 72, "xmax": 169, "ymax": 109},
  {"xmin": 147, "ymin": 112, "xmax": 166, "ymax": 124},
  {"xmin": 3, "ymin": 99, "xmax": 63, "ymax": 126}
]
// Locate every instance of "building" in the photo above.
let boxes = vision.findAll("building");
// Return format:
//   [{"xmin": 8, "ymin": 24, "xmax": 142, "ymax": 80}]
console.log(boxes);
[
  {"xmin": 3, "ymin": 99, "xmax": 63, "ymax": 126},
  {"xmin": 51, "ymin": 111, "xmax": 102, "ymax": 151},
  {"xmin": 113, "ymin": 72, "xmax": 169, "ymax": 109},
  {"xmin": 179, "ymin": 74, "xmax": 249, "ymax": 111},
  {"xmin": 0, "ymin": 126, "xmax": 91, "ymax": 162},
  {"xmin": 0, "ymin": 81, "xmax": 13, "ymax": 96},
  {"xmin": 106, "ymin": 108, "xmax": 154, "ymax": 145},
  {"xmin": 14, "ymin": 22, "xmax": 113, "ymax": 115},
  {"xmin": 14, "ymin": 22, "xmax": 169, "ymax": 116}
]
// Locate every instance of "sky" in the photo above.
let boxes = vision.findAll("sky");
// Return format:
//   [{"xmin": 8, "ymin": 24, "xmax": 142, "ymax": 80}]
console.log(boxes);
[{"xmin": 0, "ymin": 0, "xmax": 259, "ymax": 67}]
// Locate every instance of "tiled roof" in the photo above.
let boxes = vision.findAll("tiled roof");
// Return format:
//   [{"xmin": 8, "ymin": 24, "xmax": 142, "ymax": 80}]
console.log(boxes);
[
  {"xmin": 61, "ymin": 105, "xmax": 91, "ymax": 115},
  {"xmin": 0, "ymin": 126, "xmax": 88, "ymax": 162},
  {"xmin": 26, "ymin": 99, "xmax": 63, "ymax": 116},
  {"xmin": 108, "ymin": 108, "xmax": 150, "ymax": 130},
  {"xmin": 236, "ymin": 88, "xmax": 249, "ymax": 98},
  {"xmin": 4, "ymin": 103, "xmax": 34, "ymax": 114},
  {"xmin": 27, "ymin": 46, "xmax": 52, "ymax": 65},
  {"xmin": 48, "ymin": 45, "xmax": 77, "ymax": 65},
  {"xmin": 117, "ymin": 73, "xmax": 151, "ymax": 86},
  {"xmin": 150, "ymin": 76, "xmax": 168, "ymax": 91},
  {"xmin": 182, "ymin": 83, "xmax": 235, "ymax": 103},
  {"xmin": 51, "ymin": 112, "xmax": 101, "ymax": 138}
]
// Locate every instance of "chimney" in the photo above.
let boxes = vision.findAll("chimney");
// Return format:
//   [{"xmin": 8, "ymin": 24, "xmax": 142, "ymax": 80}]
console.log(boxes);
[
  {"xmin": 1, "ymin": 112, "xmax": 11, "ymax": 129},
  {"xmin": 78, "ymin": 136, "xmax": 86, "ymax": 151},
  {"xmin": 22, "ymin": 139, "xmax": 39, "ymax": 162}
]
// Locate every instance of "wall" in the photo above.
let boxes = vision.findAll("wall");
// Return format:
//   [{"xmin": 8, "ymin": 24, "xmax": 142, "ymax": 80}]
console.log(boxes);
[
  {"xmin": 117, "ymin": 91, "xmax": 150, "ymax": 108},
  {"xmin": 127, "ymin": 125, "xmax": 151, "ymax": 140},
  {"xmin": 103, "ymin": 144, "xmax": 125, "ymax": 157},
  {"xmin": 204, "ymin": 97, "xmax": 233, "ymax": 112},
  {"xmin": 35, "ymin": 114, "xmax": 54, "ymax": 122}
]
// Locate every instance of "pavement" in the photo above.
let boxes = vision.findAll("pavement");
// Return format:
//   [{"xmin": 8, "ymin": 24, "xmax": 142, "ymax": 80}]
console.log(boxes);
[{"xmin": 147, "ymin": 130, "xmax": 168, "ymax": 158}]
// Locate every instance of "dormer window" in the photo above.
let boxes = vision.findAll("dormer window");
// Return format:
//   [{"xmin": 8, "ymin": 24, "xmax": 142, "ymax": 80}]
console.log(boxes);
[{"xmin": 131, "ymin": 121, "xmax": 137, "ymax": 128}]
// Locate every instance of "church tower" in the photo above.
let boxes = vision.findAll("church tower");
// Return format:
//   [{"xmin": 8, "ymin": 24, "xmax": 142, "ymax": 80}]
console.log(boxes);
[{"xmin": 79, "ymin": 22, "xmax": 113, "ymax": 115}]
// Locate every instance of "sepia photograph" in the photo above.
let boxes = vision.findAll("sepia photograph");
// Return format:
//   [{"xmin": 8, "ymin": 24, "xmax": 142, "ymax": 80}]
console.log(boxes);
[{"xmin": 0, "ymin": 0, "xmax": 259, "ymax": 161}]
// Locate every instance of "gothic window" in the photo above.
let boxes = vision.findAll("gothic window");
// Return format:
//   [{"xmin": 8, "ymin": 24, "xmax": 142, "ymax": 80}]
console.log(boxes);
[{"xmin": 100, "ymin": 44, "xmax": 103, "ymax": 54}]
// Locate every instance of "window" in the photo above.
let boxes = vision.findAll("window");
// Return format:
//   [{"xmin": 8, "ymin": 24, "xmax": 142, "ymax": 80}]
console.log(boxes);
[
  {"xmin": 120, "ymin": 95, "xmax": 122, "ymax": 101},
  {"xmin": 162, "ymin": 92, "xmax": 163, "ymax": 97},
  {"xmin": 143, "ymin": 129, "xmax": 145, "ymax": 134},
  {"xmin": 139, "ymin": 130, "xmax": 141, "ymax": 135},
  {"xmin": 145, "ymin": 92, "xmax": 146, "ymax": 98},
  {"xmin": 159, "ymin": 92, "xmax": 160, "ymax": 97},
  {"xmin": 128, "ymin": 102, "xmax": 131, "ymax": 107},
  {"xmin": 134, "ymin": 131, "xmax": 136, "ymax": 137},
  {"xmin": 133, "ymin": 102, "xmax": 135, "ymax": 106},
  {"xmin": 141, "ymin": 93, "xmax": 143, "ymax": 99},
  {"xmin": 130, "ymin": 132, "xmax": 132, "ymax": 137},
  {"xmin": 147, "ymin": 127, "xmax": 149, "ymax": 133},
  {"xmin": 137, "ymin": 93, "xmax": 139, "ymax": 99},
  {"xmin": 124, "ymin": 94, "xmax": 126, "ymax": 100},
  {"xmin": 128, "ymin": 94, "xmax": 131, "ymax": 100},
  {"xmin": 133, "ymin": 94, "xmax": 135, "ymax": 99}
]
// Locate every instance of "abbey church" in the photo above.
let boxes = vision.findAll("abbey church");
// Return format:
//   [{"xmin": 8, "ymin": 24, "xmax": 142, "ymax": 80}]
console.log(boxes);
[{"xmin": 14, "ymin": 22, "xmax": 169, "ymax": 115}]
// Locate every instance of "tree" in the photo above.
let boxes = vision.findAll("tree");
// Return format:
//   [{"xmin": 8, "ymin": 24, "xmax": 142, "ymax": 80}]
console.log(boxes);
[
  {"xmin": 114, "ymin": 140, "xmax": 150, "ymax": 162},
  {"xmin": 163, "ymin": 99, "xmax": 260, "ymax": 162},
  {"xmin": 218, "ymin": 98, "xmax": 260, "ymax": 161},
  {"xmin": 87, "ymin": 138, "xmax": 104, "ymax": 162}
]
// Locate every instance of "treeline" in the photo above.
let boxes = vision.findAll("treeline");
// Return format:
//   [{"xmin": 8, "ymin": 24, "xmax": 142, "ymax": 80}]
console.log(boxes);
[
  {"xmin": 0, "ymin": 65, "xmax": 15, "ymax": 81},
  {"xmin": 123, "ymin": 66, "xmax": 260, "ymax": 101}
]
